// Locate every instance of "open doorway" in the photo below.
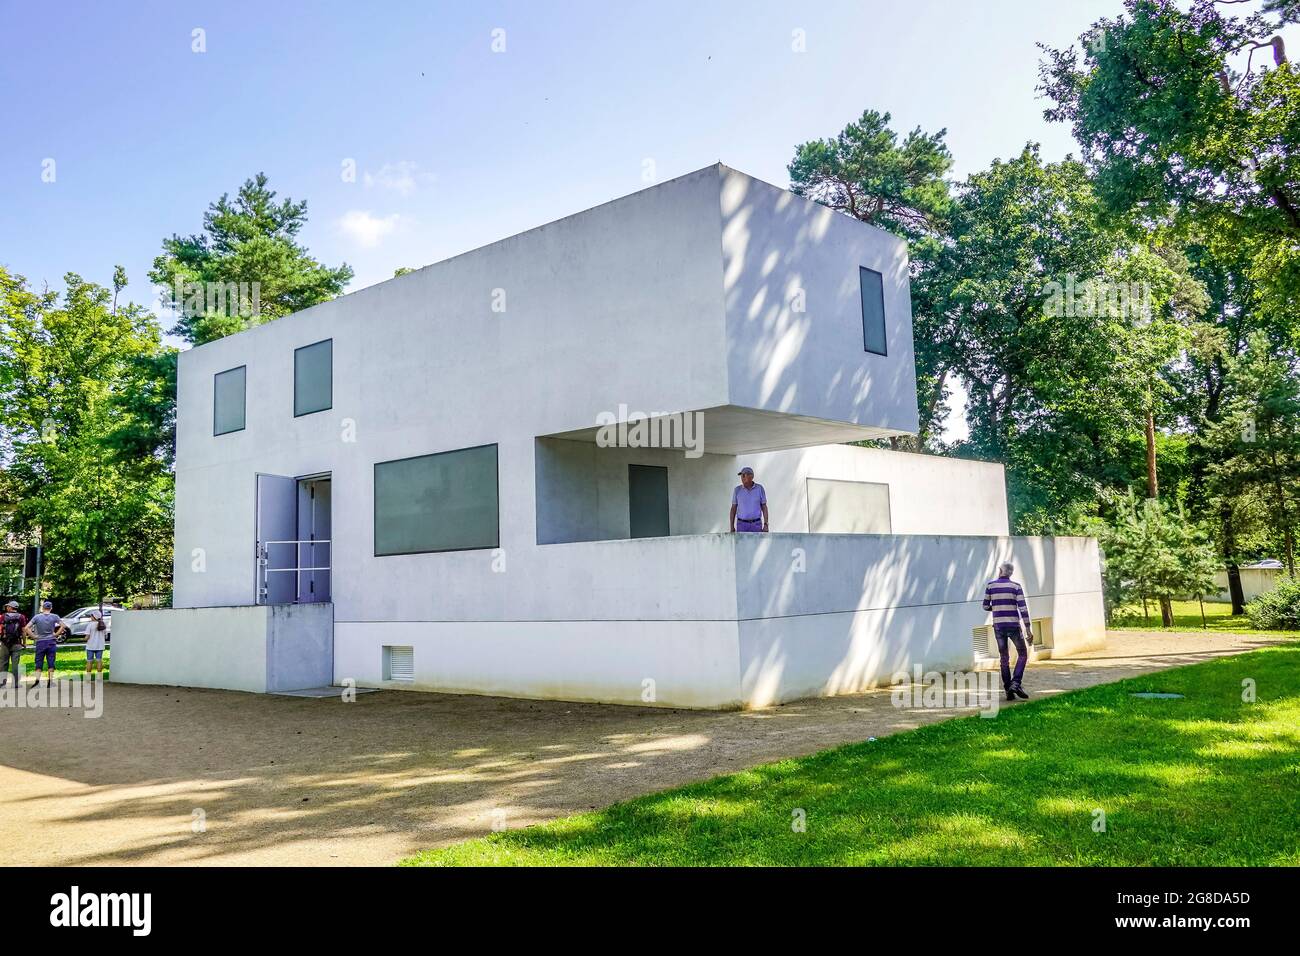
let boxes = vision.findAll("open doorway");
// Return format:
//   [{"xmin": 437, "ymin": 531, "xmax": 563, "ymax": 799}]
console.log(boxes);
[
  {"xmin": 297, "ymin": 476, "xmax": 331, "ymax": 603},
  {"xmin": 255, "ymin": 473, "xmax": 331, "ymax": 605}
]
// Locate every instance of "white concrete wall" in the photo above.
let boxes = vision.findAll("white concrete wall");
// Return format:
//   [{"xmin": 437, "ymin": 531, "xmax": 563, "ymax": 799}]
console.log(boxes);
[
  {"xmin": 749, "ymin": 444, "xmax": 1010, "ymax": 536},
  {"xmin": 720, "ymin": 167, "xmax": 919, "ymax": 436},
  {"xmin": 113, "ymin": 604, "xmax": 333, "ymax": 693},
  {"xmin": 1209, "ymin": 568, "xmax": 1282, "ymax": 603},
  {"xmin": 733, "ymin": 534, "xmax": 1105, "ymax": 707},
  {"xmin": 327, "ymin": 533, "xmax": 1102, "ymax": 709},
  {"xmin": 334, "ymin": 621, "xmax": 743, "ymax": 709}
]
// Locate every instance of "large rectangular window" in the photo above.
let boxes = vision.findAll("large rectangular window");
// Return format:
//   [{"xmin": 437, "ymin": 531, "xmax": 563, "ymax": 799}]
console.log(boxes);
[
  {"xmin": 860, "ymin": 266, "xmax": 887, "ymax": 356},
  {"xmin": 213, "ymin": 365, "xmax": 246, "ymax": 436},
  {"xmin": 294, "ymin": 339, "xmax": 332, "ymax": 417},
  {"xmin": 374, "ymin": 444, "xmax": 499, "ymax": 555}
]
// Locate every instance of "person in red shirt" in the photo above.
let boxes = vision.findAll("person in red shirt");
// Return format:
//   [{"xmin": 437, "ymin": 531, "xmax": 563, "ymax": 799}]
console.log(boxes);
[{"xmin": 1, "ymin": 600, "xmax": 29, "ymax": 686}]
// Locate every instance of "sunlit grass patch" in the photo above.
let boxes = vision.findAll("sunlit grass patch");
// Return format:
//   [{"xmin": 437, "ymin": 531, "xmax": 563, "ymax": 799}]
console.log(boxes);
[{"xmin": 402, "ymin": 645, "xmax": 1300, "ymax": 867}]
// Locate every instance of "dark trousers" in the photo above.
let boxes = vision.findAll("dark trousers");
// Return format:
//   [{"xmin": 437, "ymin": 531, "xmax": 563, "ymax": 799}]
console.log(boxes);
[
  {"xmin": 994, "ymin": 625, "xmax": 1028, "ymax": 690},
  {"xmin": 0, "ymin": 642, "xmax": 19, "ymax": 684}
]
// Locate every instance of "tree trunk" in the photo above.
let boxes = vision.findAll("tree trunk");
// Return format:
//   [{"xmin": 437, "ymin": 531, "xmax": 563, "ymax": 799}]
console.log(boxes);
[
  {"xmin": 1222, "ymin": 505, "xmax": 1246, "ymax": 615},
  {"xmin": 1145, "ymin": 408, "xmax": 1159, "ymax": 499},
  {"xmin": 1145, "ymin": 407, "xmax": 1171, "ymax": 626}
]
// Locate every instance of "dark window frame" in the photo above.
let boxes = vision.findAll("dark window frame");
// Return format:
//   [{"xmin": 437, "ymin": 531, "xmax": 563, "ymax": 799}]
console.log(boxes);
[
  {"xmin": 373, "ymin": 443, "xmax": 501, "ymax": 557},
  {"xmin": 293, "ymin": 338, "xmax": 334, "ymax": 418},
  {"xmin": 859, "ymin": 266, "xmax": 888, "ymax": 356},
  {"xmin": 213, "ymin": 365, "xmax": 247, "ymax": 436}
]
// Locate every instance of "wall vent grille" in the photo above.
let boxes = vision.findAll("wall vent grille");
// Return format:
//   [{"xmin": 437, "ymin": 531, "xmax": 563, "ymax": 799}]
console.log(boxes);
[{"xmin": 383, "ymin": 645, "xmax": 414, "ymax": 682}]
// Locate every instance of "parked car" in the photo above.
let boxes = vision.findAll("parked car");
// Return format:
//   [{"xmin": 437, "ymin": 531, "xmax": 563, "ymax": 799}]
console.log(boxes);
[{"xmin": 61, "ymin": 605, "xmax": 123, "ymax": 643}]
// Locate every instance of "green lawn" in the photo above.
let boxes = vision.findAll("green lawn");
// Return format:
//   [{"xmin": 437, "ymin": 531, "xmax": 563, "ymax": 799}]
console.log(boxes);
[
  {"xmin": 402, "ymin": 645, "xmax": 1300, "ymax": 866},
  {"xmin": 1110, "ymin": 598, "xmax": 1299, "ymax": 636},
  {"xmin": 13, "ymin": 646, "xmax": 109, "ymax": 679}
]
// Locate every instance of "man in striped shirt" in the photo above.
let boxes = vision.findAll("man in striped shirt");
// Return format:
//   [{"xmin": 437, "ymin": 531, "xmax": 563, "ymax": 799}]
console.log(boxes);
[{"xmin": 983, "ymin": 561, "xmax": 1032, "ymax": 701}]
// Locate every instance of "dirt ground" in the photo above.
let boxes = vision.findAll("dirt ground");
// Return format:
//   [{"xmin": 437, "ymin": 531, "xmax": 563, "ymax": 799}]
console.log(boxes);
[{"xmin": 0, "ymin": 631, "xmax": 1281, "ymax": 866}]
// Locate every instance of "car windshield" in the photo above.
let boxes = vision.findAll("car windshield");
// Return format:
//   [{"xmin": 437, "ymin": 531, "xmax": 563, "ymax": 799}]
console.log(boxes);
[{"xmin": 65, "ymin": 607, "xmax": 92, "ymax": 620}]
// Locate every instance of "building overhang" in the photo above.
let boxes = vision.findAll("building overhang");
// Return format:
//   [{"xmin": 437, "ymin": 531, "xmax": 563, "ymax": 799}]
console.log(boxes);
[{"xmin": 542, "ymin": 404, "xmax": 908, "ymax": 455}]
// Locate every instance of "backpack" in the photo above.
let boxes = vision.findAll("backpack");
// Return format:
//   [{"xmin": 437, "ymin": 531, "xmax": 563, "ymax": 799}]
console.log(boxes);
[{"xmin": 2, "ymin": 613, "xmax": 23, "ymax": 645}]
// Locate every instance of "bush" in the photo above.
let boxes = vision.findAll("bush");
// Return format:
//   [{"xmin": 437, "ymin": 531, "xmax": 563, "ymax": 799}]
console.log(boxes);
[{"xmin": 1245, "ymin": 578, "xmax": 1300, "ymax": 631}]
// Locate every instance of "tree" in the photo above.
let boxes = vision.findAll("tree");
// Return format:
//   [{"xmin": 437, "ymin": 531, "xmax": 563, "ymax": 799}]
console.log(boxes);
[
  {"xmin": 1205, "ymin": 332, "xmax": 1300, "ymax": 577},
  {"xmin": 150, "ymin": 173, "xmax": 353, "ymax": 345},
  {"xmin": 921, "ymin": 146, "xmax": 1168, "ymax": 531},
  {"xmin": 789, "ymin": 109, "xmax": 956, "ymax": 448},
  {"xmin": 1091, "ymin": 493, "xmax": 1220, "ymax": 625},
  {"xmin": 0, "ymin": 268, "xmax": 173, "ymax": 602},
  {"xmin": 1040, "ymin": 0, "xmax": 1300, "ymax": 336}
]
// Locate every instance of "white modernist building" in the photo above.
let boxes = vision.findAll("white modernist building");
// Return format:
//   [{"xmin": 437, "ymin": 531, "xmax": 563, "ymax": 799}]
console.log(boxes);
[{"xmin": 114, "ymin": 164, "xmax": 1106, "ymax": 708}]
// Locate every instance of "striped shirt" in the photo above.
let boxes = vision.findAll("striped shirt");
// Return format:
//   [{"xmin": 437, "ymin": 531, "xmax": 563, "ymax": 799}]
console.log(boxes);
[{"xmin": 983, "ymin": 577, "xmax": 1030, "ymax": 628}]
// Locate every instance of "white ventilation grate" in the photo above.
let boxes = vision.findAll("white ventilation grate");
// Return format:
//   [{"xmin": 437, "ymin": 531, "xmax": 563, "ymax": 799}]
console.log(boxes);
[
  {"xmin": 971, "ymin": 626, "xmax": 993, "ymax": 660},
  {"xmin": 384, "ymin": 645, "xmax": 414, "ymax": 682}
]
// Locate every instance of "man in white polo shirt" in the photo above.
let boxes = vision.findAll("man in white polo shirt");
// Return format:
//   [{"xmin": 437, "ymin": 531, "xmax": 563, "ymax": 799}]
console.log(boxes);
[{"xmin": 729, "ymin": 466, "xmax": 769, "ymax": 533}]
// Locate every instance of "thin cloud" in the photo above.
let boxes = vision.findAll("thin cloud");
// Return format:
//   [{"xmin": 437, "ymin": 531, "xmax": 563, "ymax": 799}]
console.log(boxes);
[
  {"xmin": 337, "ymin": 210, "xmax": 403, "ymax": 248},
  {"xmin": 363, "ymin": 161, "xmax": 434, "ymax": 196}
]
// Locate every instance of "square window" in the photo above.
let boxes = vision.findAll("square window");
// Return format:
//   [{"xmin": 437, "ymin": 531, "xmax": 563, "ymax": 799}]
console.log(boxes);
[
  {"xmin": 294, "ymin": 339, "xmax": 332, "ymax": 417},
  {"xmin": 213, "ymin": 365, "xmax": 246, "ymax": 436},
  {"xmin": 860, "ymin": 267, "xmax": 887, "ymax": 356}
]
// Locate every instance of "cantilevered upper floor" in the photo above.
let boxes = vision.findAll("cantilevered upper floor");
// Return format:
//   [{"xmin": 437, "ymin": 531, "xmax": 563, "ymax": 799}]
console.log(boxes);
[{"xmin": 175, "ymin": 162, "xmax": 918, "ymax": 475}]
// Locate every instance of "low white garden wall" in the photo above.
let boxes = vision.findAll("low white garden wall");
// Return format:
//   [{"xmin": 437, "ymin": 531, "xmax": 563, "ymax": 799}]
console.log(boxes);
[{"xmin": 113, "ymin": 603, "xmax": 333, "ymax": 693}]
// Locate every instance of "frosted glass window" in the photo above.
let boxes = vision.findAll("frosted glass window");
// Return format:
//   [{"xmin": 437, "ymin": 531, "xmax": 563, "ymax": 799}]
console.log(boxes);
[
  {"xmin": 807, "ymin": 478, "xmax": 892, "ymax": 533},
  {"xmin": 213, "ymin": 366, "xmax": 246, "ymax": 436},
  {"xmin": 860, "ymin": 267, "xmax": 888, "ymax": 356},
  {"xmin": 374, "ymin": 444, "xmax": 499, "ymax": 555},
  {"xmin": 294, "ymin": 339, "xmax": 332, "ymax": 417}
]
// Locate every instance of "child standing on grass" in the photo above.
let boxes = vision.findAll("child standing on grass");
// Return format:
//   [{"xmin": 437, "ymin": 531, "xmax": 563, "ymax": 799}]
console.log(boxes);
[{"xmin": 84, "ymin": 608, "xmax": 107, "ymax": 679}]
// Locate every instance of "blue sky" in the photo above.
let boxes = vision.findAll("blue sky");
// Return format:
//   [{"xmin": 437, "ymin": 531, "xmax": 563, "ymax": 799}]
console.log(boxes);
[{"xmin": 2, "ymin": 0, "xmax": 1127, "ymax": 436}]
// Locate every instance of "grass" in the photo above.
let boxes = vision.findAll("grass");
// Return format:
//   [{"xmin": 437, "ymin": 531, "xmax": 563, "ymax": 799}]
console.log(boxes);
[
  {"xmin": 12, "ymin": 646, "xmax": 109, "ymax": 679},
  {"xmin": 402, "ymin": 645, "xmax": 1300, "ymax": 866},
  {"xmin": 1110, "ymin": 598, "xmax": 1299, "ymax": 636}
]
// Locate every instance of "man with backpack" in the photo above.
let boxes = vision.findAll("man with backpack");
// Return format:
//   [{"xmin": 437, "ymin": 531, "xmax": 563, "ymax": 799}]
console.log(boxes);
[{"xmin": 1, "ymin": 600, "xmax": 27, "ymax": 686}]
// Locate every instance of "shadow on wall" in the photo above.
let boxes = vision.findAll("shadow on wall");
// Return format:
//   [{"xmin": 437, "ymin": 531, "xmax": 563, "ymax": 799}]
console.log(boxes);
[
  {"xmin": 719, "ymin": 169, "xmax": 917, "ymax": 434},
  {"xmin": 734, "ymin": 534, "xmax": 1067, "ymax": 703}
]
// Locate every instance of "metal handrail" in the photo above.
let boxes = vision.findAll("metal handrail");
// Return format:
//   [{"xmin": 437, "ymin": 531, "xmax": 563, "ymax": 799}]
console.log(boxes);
[{"xmin": 257, "ymin": 540, "xmax": 332, "ymax": 603}]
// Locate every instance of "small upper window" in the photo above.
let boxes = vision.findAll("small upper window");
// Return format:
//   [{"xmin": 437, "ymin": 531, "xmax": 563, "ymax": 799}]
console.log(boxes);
[
  {"xmin": 860, "ymin": 267, "xmax": 887, "ymax": 356},
  {"xmin": 213, "ymin": 366, "xmax": 246, "ymax": 436},
  {"xmin": 294, "ymin": 339, "xmax": 333, "ymax": 417}
]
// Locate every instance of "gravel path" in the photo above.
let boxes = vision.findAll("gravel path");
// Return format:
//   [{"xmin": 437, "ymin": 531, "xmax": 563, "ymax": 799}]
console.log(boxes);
[{"xmin": 0, "ymin": 630, "xmax": 1282, "ymax": 866}]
